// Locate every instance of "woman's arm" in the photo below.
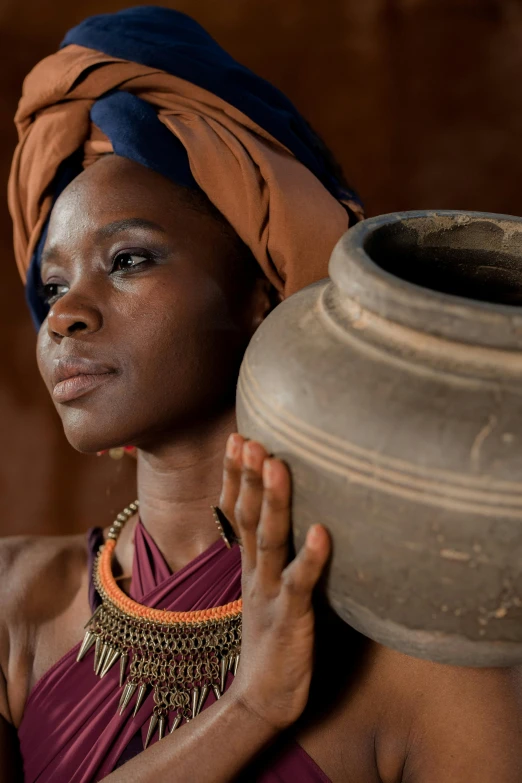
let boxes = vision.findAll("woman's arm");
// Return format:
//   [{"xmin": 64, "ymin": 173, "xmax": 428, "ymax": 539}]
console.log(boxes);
[
  {"xmin": 103, "ymin": 435, "xmax": 330, "ymax": 782},
  {"xmin": 102, "ymin": 689, "xmax": 276, "ymax": 783}
]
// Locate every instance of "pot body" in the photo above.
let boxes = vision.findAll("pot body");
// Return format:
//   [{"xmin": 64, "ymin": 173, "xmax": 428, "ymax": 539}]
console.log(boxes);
[{"xmin": 236, "ymin": 210, "xmax": 522, "ymax": 666}]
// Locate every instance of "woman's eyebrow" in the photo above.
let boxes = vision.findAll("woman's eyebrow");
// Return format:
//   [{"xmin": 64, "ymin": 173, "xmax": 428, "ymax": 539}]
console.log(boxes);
[
  {"xmin": 95, "ymin": 217, "xmax": 167, "ymax": 240},
  {"xmin": 40, "ymin": 217, "xmax": 168, "ymax": 270}
]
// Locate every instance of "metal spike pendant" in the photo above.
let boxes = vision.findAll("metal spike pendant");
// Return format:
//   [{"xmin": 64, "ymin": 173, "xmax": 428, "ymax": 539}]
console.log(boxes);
[
  {"xmin": 158, "ymin": 716, "xmax": 166, "ymax": 741},
  {"xmin": 228, "ymin": 655, "xmax": 234, "ymax": 672},
  {"xmin": 117, "ymin": 683, "xmax": 132, "ymax": 714},
  {"xmin": 95, "ymin": 643, "xmax": 110, "ymax": 676},
  {"xmin": 84, "ymin": 604, "xmax": 102, "ymax": 629},
  {"xmin": 196, "ymin": 684, "xmax": 209, "ymax": 716},
  {"xmin": 213, "ymin": 685, "xmax": 222, "ymax": 701},
  {"xmin": 170, "ymin": 714, "xmax": 182, "ymax": 734},
  {"xmin": 100, "ymin": 648, "xmax": 121, "ymax": 678},
  {"xmin": 93, "ymin": 637, "xmax": 103, "ymax": 674},
  {"xmin": 191, "ymin": 687, "xmax": 200, "ymax": 719},
  {"xmin": 118, "ymin": 682, "xmax": 138, "ymax": 715},
  {"xmin": 220, "ymin": 656, "xmax": 229, "ymax": 694},
  {"xmin": 233, "ymin": 653, "xmax": 240, "ymax": 676},
  {"xmin": 144, "ymin": 713, "xmax": 159, "ymax": 749},
  {"xmin": 119, "ymin": 653, "xmax": 129, "ymax": 688},
  {"xmin": 132, "ymin": 684, "xmax": 148, "ymax": 717},
  {"xmin": 76, "ymin": 631, "xmax": 96, "ymax": 663}
]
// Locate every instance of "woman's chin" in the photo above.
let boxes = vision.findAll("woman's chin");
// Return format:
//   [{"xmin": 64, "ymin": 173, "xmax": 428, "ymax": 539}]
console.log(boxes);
[
  {"xmin": 63, "ymin": 428, "xmax": 130, "ymax": 455},
  {"xmin": 58, "ymin": 404, "xmax": 139, "ymax": 454}
]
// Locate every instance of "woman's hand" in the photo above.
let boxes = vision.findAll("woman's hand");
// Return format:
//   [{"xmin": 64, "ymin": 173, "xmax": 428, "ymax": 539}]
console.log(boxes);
[{"xmin": 219, "ymin": 433, "xmax": 331, "ymax": 733}]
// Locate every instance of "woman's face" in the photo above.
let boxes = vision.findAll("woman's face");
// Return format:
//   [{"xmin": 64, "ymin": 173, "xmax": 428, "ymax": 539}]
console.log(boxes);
[{"xmin": 37, "ymin": 155, "xmax": 268, "ymax": 453}]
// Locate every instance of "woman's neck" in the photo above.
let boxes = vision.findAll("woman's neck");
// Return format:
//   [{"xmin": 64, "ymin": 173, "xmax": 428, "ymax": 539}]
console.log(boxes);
[{"xmin": 127, "ymin": 407, "xmax": 237, "ymax": 574}]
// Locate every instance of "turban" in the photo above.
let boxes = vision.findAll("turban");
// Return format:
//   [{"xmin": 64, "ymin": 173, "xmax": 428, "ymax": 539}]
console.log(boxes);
[{"xmin": 8, "ymin": 6, "xmax": 364, "ymax": 327}]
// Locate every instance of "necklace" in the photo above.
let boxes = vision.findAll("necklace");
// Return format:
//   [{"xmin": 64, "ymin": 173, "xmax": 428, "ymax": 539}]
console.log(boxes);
[{"xmin": 77, "ymin": 501, "xmax": 243, "ymax": 748}]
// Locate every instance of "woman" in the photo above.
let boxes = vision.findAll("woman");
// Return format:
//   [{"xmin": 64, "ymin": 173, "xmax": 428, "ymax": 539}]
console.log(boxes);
[{"xmin": 2, "ymin": 7, "xmax": 521, "ymax": 783}]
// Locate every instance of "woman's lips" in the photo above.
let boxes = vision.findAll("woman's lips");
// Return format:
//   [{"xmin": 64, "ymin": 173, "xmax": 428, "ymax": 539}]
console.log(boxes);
[
  {"xmin": 51, "ymin": 357, "xmax": 117, "ymax": 403},
  {"xmin": 53, "ymin": 372, "xmax": 115, "ymax": 403}
]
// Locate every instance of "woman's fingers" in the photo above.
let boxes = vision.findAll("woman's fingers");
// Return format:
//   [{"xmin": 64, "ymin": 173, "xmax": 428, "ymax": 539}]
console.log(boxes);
[
  {"xmin": 255, "ymin": 459, "xmax": 291, "ymax": 590},
  {"xmin": 235, "ymin": 441, "xmax": 269, "ymax": 570},
  {"xmin": 279, "ymin": 524, "xmax": 331, "ymax": 618},
  {"xmin": 219, "ymin": 433, "xmax": 245, "ymax": 533},
  {"xmin": 220, "ymin": 436, "xmax": 327, "ymax": 609}
]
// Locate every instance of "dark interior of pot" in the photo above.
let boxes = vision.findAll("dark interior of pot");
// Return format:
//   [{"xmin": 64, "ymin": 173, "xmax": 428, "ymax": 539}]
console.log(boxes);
[{"xmin": 364, "ymin": 217, "xmax": 522, "ymax": 305}]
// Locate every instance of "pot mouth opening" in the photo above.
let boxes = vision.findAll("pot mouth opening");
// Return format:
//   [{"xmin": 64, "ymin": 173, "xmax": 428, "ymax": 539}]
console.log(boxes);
[{"xmin": 363, "ymin": 217, "xmax": 522, "ymax": 307}]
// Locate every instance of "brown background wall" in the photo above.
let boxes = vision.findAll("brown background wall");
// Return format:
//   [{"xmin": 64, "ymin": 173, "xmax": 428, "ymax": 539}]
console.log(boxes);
[{"xmin": 1, "ymin": 0, "xmax": 522, "ymax": 537}]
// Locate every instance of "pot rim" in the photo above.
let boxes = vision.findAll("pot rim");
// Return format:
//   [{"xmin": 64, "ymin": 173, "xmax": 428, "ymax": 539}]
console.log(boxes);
[{"xmin": 330, "ymin": 210, "xmax": 522, "ymax": 349}]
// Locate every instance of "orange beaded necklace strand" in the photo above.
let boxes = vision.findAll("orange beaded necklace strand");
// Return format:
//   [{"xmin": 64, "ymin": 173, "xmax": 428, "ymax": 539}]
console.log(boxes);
[{"xmin": 77, "ymin": 501, "xmax": 243, "ymax": 749}]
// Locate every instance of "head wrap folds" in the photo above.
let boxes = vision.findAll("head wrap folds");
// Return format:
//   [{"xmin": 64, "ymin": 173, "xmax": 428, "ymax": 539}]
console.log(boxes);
[{"xmin": 8, "ymin": 6, "xmax": 363, "ymax": 327}]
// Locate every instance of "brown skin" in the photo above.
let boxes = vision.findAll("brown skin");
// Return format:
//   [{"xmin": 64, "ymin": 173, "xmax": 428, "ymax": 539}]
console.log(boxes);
[{"xmin": 1, "ymin": 155, "xmax": 521, "ymax": 782}]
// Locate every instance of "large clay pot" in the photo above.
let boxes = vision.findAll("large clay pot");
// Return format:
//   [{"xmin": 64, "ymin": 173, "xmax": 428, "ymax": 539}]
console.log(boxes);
[{"xmin": 236, "ymin": 210, "xmax": 522, "ymax": 667}]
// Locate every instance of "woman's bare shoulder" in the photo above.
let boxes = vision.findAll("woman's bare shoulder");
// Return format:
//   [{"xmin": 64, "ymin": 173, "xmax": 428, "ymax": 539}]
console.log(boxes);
[
  {"xmin": 0, "ymin": 532, "xmax": 90, "ymax": 726},
  {"xmin": 306, "ymin": 638, "xmax": 522, "ymax": 782},
  {"xmin": 0, "ymin": 532, "xmax": 89, "ymax": 620},
  {"xmin": 370, "ymin": 643, "xmax": 522, "ymax": 782}
]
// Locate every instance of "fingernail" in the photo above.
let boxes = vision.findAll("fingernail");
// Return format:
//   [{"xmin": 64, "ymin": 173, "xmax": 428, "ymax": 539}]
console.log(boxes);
[
  {"xmin": 263, "ymin": 459, "xmax": 275, "ymax": 487},
  {"xmin": 243, "ymin": 442, "xmax": 256, "ymax": 468},
  {"xmin": 306, "ymin": 525, "xmax": 322, "ymax": 550},
  {"xmin": 226, "ymin": 434, "xmax": 240, "ymax": 459}
]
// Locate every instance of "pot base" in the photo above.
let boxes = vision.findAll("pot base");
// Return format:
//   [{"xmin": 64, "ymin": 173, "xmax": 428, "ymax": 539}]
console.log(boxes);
[{"xmin": 331, "ymin": 593, "xmax": 522, "ymax": 667}]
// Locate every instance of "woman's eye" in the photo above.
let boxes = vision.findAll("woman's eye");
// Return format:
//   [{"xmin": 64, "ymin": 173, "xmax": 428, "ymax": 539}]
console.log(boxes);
[
  {"xmin": 111, "ymin": 252, "xmax": 150, "ymax": 272},
  {"xmin": 40, "ymin": 283, "xmax": 69, "ymax": 305}
]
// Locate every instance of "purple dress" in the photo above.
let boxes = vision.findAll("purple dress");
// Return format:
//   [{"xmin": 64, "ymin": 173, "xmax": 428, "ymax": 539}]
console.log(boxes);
[{"xmin": 18, "ymin": 522, "xmax": 330, "ymax": 782}]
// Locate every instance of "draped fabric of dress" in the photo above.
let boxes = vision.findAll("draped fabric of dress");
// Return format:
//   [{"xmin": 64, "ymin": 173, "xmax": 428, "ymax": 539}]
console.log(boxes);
[{"xmin": 18, "ymin": 522, "xmax": 330, "ymax": 782}]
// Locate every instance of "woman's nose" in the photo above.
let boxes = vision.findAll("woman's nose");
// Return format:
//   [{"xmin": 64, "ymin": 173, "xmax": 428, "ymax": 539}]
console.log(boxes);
[{"xmin": 46, "ymin": 293, "xmax": 103, "ymax": 340}]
